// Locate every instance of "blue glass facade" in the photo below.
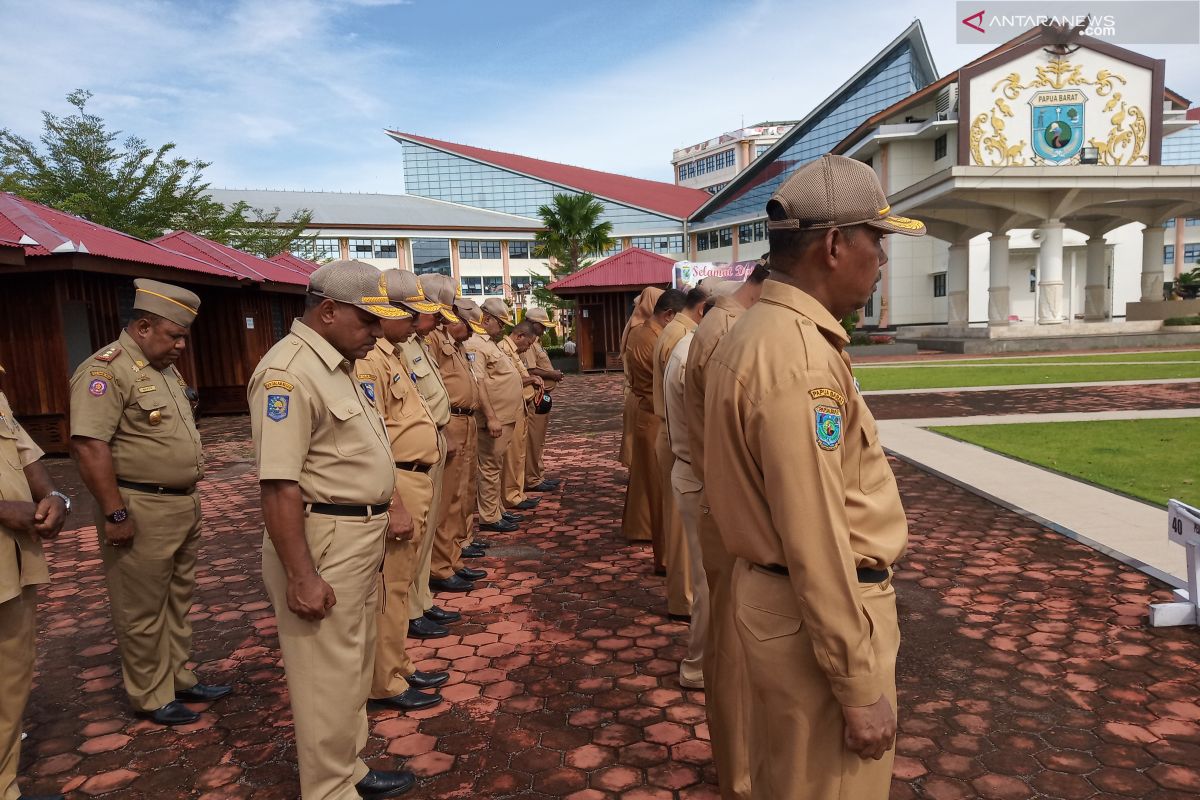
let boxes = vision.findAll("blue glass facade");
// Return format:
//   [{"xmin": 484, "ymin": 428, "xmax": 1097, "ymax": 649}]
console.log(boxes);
[
  {"xmin": 400, "ymin": 141, "xmax": 682, "ymax": 233},
  {"xmin": 1162, "ymin": 125, "xmax": 1200, "ymax": 165},
  {"xmin": 693, "ymin": 41, "xmax": 932, "ymax": 225}
]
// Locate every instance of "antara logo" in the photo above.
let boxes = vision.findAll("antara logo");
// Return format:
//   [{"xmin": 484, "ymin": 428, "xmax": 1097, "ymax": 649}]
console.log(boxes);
[{"xmin": 962, "ymin": 9, "xmax": 986, "ymax": 32}]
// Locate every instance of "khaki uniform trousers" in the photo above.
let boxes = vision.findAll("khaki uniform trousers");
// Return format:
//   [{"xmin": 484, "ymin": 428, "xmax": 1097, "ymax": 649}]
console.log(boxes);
[
  {"xmin": 431, "ymin": 414, "xmax": 477, "ymax": 580},
  {"xmin": 476, "ymin": 421, "xmax": 515, "ymax": 524},
  {"xmin": 375, "ymin": 469, "xmax": 435, "ymax": 697},
  {"xmin": 263, "ymin": 511, "xmax": 387, "ymax": 800},
  {"xmin": 0, "ymin": 587, "xmax": 36, "ymax": 800},
  {"xmin": 524, "ymin": 406, "xmax": 549, "ymax": 488},
  {"xmin": 99, "ymin": 488, "xmax": 201, "ymax": 711},
  {"xmin": 501, "ymin": 405, "xmax": 528, "ymax": 508},
  {"xmin": 656, "ymin": 429, "xmax": 691, "ymax": 616},
  {"xmin": 671, "ymin": 468, "xmax": 708, "ymax": 688},
  {"xmin": 732, "ymin": 560, "xmax": 899, "ymax": 800},
  {"xmin": 621, "ymin": 406, "xmax": 662, "ymax": 561},
  {"xmin": 410, "ymin": 431, "xmax": 447, "ymax": 619},
  {"xmin": 697, "ymin": 495, "xmax": 752, "ymax": 800}
]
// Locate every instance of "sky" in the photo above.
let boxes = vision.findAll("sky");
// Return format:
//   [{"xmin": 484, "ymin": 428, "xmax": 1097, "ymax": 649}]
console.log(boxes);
[{"xmin": 2, "ymin": 0, "xmax": 1199, "ymax": 194}]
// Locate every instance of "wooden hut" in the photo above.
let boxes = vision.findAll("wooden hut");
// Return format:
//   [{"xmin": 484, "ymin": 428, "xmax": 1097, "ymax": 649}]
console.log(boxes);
[{"xmin": 548, "ymin": 248, "xmax": 675, "ymax": 372}]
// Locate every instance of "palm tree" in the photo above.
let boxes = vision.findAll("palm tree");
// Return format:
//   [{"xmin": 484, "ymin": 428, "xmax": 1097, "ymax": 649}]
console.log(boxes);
[{"xmin": 531, "ymin": 192, "xmax": 613, "ymax": 309}]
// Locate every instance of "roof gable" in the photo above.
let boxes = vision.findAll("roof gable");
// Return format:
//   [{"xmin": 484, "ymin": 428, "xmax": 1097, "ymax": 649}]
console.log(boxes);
[
  {"xmin": 549, "ymin": 247, "xmax": 676, "ymax": 293},
  {"xmin": 153, "ymin": 231, "xmax": 310, "ymax": 285}
]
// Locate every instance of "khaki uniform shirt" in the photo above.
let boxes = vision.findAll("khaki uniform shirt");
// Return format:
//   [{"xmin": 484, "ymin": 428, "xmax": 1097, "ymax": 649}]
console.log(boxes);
[
  {"xmin": 704, "ymin": 280, "xmax": 908, "ymax": 708},
  {"xmin": 685, "ymin": 295, "xmax": 745, "ymax": 485},
  {"xmin": 464, "ymin": 334, "xmax": 523, "ymax": 425},
  {"xmin": 521, "ymin": 343, "xmax": 559, "ymax": 392},
  {"xmin": 624, "ymin": 320, "xmax": 662, "ymax": 415},
  {"xmin": 249, "ymin": 320, "xmax": 394, "ymax": 506},
  {"xmin": 499, "ymin": 336, "xmax": 535, "ymax": 403},
  {"xmin": 399, "ymin": 337, "xmax": 451, "ymax": 428},
  {"xmin": 429, "ymin": 330, "xmax": 481, "ymax": 411},
  {"xmin": 358, "ymin": 339, "xmax": 440, "ymax": 466},
  {"xmin": 69, "ymin": 330, "xmax": 204, "ymax": 488},
  {"xmin": 663, "ymin": 332, "xmax": 696, "ymax": 468},
  {"xmin": 652, "ymin": 315, "xmax": 696, "ymax": 422},
  {"xmin": 0, "ymin": 391, "xmax": 48, "ymax": 603}
]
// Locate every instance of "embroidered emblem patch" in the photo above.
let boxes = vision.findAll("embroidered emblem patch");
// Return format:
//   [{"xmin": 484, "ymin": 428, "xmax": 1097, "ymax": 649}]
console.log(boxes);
[
  {"xmin": 264, "ymin": 379, "xmax": 294, "ymax": 391},
  {"xmin": 809, "ymin": 387, "xmax": 847, "ymax": 406},
  {"xmin": 360, "ymin": 381, "xmax": 376, "ymax": 403},
  {"xmin": 88, "ymin": 378, "xmax": 108, "ymax": 397},
  {"xmin": 814, "ymin": 405, "xmax": 843, "ymax": 451},
  {"xmin": 266, "ymin": 394, "xmax": 289, "ymax": 422},
  {"xmin": 89, "ymin": 369, "xmax": 114, "ymax": 380},
  {"xmin": 466, "ymin": 352, "xmax": 476, "ymax": 362}
]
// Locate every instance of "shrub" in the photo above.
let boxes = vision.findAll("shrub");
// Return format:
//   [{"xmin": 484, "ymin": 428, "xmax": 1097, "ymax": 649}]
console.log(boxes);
[{"xmin": 1164, "ymin": 316, "xmax": 1200, "ymax": 326}]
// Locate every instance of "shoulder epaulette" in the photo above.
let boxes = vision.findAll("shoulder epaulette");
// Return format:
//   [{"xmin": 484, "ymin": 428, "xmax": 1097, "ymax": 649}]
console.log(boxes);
[{"xmin": 95, "ymin": 346, "xmax": 122, "ymax": 363}]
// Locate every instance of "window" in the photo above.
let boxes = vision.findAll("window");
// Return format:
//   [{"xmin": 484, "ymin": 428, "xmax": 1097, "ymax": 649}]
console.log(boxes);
[
  {"xmin": 696, "ymin": 232, "xmax": 709, "ymax": 252},
  {"xmin": 1185, "ymin": 243, "xmax": 1200, "ymax": 264},
  {"xmin": 1165, "ymin": 245, "xmax": 1175, "ymax": 264},
  {"xmin": 678, "ymin": 165, "xmax": 687, "ymax": 181},
  {"xmin": 1165, "ymin": 218, "xmax": 1175, "ymax": 228},
  {"xmin": 755, "ymin": 144, "xmax": 770, "ymax": 158},
  {"xmin": 511, "ymin": 276, "xmax": 531, "ymax": 293},
  {"xmin": 348, "ymin": 239, "xmax": 395, "ymax": 259},
  {"xmin": 718, "ymin": 228, "xmax": 732, "ymax": 248},
  {"xmin": 412, "ymin": 239, "xmax": 451, "ymax": 276},
  {"xmin": 753, "ymin": 221, "xmax": 766, "ymax": 241},
  {"xmin": 294, "ymin": 237, "xmax": 341, "ymax": 261},
  {"xmin": 706, "ymin": 183, "xmax": 727, "ymax": 195},
  {"xmin": 508, "ymin": 241, "xmax": 531, "ymax": 258},
  {"xmin": 461, "ymin": 276, "xmax": 483, "ymax": 295},
  {"xmin": 932, "ymin": 272, "xmax": 947, "ymax": 297},
  {"xmin": 1188, "ymin": 217, "xmax": 1200, "ymax": 227},
  {"xmin": 1029, "ymin": 268, "xmax": 1037, "ymax": 293},
  {"xmin": 933, "ymin": 134, "xmax": 947, "ymax": 161},
  {"xmin": 458, "ymin": 240, "xmax": 480, "ymax": 259},
  {"xmin": 599, "ymin": 240, "xmax": 623, "ymax": 257},
  {"xmin": 480, "ymin": 240, "xmax": 501, "ymax": 259},
  {"xmin": 678, "ymin": 149, "xmax": 737, "ymax": 180},
  {"xmin": 739, "ymin": 223, "xmax": 754, "ymax": 244},
  {"xmin": 483, "ymin": 275, "xmax": 504, "ymax": 294},
  {"xmin": 865, "ymin": 295, "xmax": 874, "ymax": 317}
]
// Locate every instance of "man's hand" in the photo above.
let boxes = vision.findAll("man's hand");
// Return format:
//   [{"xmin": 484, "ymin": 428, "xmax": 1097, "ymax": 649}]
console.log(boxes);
[
  {"xmin": 32, "ymin": 495, "xmax": 68, "ymax": 539},
  {"xmin": 388, "ymin": 503, "xmax": 415, "ymax": 542},
  {"xmin": 104, "ymin": 515, "xmax": 136, "ymax": 548},
  {"xmin": 487, "ymin": 417, "xmax": 503, "ymax": 438},
  {"xmin": 0, "ymin": 501, "xmax": 37, "ymax": 533},
  {"xmin": 842, "ymin": 696, "xmax": 897, "ymax": 760},
  {"xmin": 287, "ymin": 571, "xmax": 337, "ymax": 621}
]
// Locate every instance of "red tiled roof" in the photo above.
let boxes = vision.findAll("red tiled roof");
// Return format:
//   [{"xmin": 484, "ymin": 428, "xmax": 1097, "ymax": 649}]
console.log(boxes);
[
  {"xmin": 1188, "ymin": 107, "xmax": 1200, "ymax": 121},
  {"xmin": 153, "ymin": 231, "xmax": 309, "ymax": 286},
  {"xmin": 388, "ymin": 131, "xmax": 709, "ymax": 219},
  {"xmin": 269, "ymin": 251, "xmax": 320, "ymax": 276},
  {"xmin": 549, "ymin": 247, "xmax": 676, "ymax": 293},
  {"xmin": 0, "ymin": 192, "xmax": 242, "ymax": 279}
]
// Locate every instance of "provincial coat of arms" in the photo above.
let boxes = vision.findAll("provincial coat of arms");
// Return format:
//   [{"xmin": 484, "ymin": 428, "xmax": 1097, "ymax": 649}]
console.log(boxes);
[{"xmin": 1030, "ymin": 90, "xmax": 1085, "ymax": 163}]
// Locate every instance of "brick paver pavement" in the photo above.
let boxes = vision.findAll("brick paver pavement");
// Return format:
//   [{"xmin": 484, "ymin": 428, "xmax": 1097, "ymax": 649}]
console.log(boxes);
[
  {"xmin": 17, "ymin": 374, "xmax": 1200, "ymax": 799},
  {"xmin": 867, "ymin": 382, "xmax": 1199, "ymax": 420}
]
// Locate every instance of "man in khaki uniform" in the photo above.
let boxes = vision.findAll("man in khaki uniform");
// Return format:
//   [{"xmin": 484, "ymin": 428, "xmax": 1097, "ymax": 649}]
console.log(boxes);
[
  {"xmin": 651, "ymin": 288, "xmax": 708, "ymax": 618},
  {"xmin": 251, "ymin": 260, "xmax": 415, "ymax": 800},
  {"xmin": 465, "ymin": 299, "xmax": 525, "ymax": 538},
  {"xmin": 705, "ymin": 155, "xmax": 924, "ymax": 799},
  {"xmin": 620, "ymin": 289, "xmax": 684, "ymax": 568},
  {"xmin": 497, "ymin": 318, "xmax": 542, "ymax": 513},
  {"xmin": 520, "ymin": 307, "xmax": 562, "ymax": 494},
  {"xmin": 70, "ymin": 279, "xmax": 229, "ymax": 726},
  {"xmin": 1, "ymin": 369, "xmax": 70, "ymax": 800},
  {"xmin": 684, "ymin": 269, "xmax": 768, "ymax": 800},
  {"xmin": 361, "ymin": 269, "xmax": 450, "ymax": 714}
]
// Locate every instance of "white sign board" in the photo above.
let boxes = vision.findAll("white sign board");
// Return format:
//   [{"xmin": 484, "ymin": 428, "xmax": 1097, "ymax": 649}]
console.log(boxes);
[
  {"xmin": 1149, "ymin": 499, "xmax": 1200, "ymax": 627},
  {"xmin": 245, "ymin": 317, "xmax": 255, "ymax": 330}
]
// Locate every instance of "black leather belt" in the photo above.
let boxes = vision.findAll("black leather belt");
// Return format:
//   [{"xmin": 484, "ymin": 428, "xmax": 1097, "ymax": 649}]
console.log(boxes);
[
  {"xmin": 450, "ymin": 406, "xmax": 477, "ymax": 416},
  {"xmin": 308, "ymin": 502, "xmax": 390, "ymax": 517},
  {"xmin": 757, "ymin": 562, "xmax": 890, "ymax": 584},
  {"xmin": 117, "ymin": 479, "xmax": 194, "ymax": 496},
  {"xmin": 395, "ymin": 461, "xmax": 434, "ymax": 473}
]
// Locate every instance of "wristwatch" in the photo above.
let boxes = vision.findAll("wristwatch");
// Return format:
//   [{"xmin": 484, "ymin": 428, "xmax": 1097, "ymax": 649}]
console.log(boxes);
[
  {"xmin": 105, "ymin": 507, "xmax": 129, "ymax": 524},
  {"xmin": 48, "ymin": 490, "xmax": 71, "ymax": 514}
]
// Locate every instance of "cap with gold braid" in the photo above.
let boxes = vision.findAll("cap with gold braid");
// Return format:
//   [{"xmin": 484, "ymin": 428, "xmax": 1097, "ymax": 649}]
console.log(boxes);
[
  {"xmin": 418, "ymin": 274, "xmax": 461, "ymax": 324},
  {"xmin": 524, "ymin": 306, "xmax": 550, "ymax": 325},
  {"xmin": 378, "ymin": 269, "xmax": 418, "ymax": 317},
  {"xmin": 133, "ymin": 279, "xmax": 201, "ymax": 328},
  {"xmin": 766, "ymin": 154, "xmax": 925, "ymax": 237},
  {"xmin": 454, "ymin": 298, "xmax": 488, "ymax": 335},
  {"xmin": 480, "ymin": 297, "xmax": 513, "ymax": 325},
  {"xmin": 308, "ymin": 259, "xmax": 406, "ymax": 318}
]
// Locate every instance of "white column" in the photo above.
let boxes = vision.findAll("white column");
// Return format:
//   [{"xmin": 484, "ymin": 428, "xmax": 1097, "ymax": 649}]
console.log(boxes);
[
  {"xmin": 947, "ymin": 243, "xmax": 970, "ymax": 327},
  {"xmin": 988, "ymin": 233, "xmax": 1010, "ymax": 325},
  {"xmin": 1083, "ymin": 235, "xmax": 1109, "ymax": 321},
  {"xmin": 1037, "ymin": 220, "xmax": 1066, "ymax": 324},
  {"xmin": 1140, "ymin": 225, "xmax": 1166, "ymax": 301}
]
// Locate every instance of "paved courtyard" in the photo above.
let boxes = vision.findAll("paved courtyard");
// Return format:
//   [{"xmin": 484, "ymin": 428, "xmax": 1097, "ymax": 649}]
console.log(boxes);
[{"xmin": 19, "ymin": 372, "xmax": 1200, "ymax": 799}]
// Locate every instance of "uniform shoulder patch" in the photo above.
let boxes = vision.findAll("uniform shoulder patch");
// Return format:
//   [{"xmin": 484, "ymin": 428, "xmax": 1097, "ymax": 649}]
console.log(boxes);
[
  {"xmin": 88, "ymin": 378, "xmax": 109, "ymax": 397},
  {"xmin": 360, "ymin": 381, "xmax": 376, "ymax": 403},
  {"xmin": 809, "ymin": 387, "xmax": 847, "ymax": 406},
  {"xmin": 89, "ymin": 369, "xmax": 114, "ymax": 380},
  {"xmin": 266, "ymin": 394, "xmax": 289, "ymax": 422},
  {"xmin": 264, "ymin": 379, "xmax": 294, "ymax": 392},
  {"xmin": 814, "ymin": 405, "xmax": 843, "ymax": 451},
  {"xmin": 94, "ymin": 346, "xmax": 122, "ymax": 363}
]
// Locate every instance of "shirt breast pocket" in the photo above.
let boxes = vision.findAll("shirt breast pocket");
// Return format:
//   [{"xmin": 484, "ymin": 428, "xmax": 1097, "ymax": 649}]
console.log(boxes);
[
  {"xmin": 410, "ymin": 355, "xmax": 433, "ymax": 380},
  {"xmin": 0, "ymin": 424, "xmax": 22, "ymax": 469},
  {"xmin": 330, "ymin": 399, "xmax": 372, "ymax": 456},
  {"xmin": 858, "ymin": 415, "xmax": 892, "ymax": 494},
  {"xmin": 128, "ymin": 393, "xmax": 174, "ymax": 435},
  {"xmin": 388, "ymin": 379, "xmax": 423, "ymax": 418}
]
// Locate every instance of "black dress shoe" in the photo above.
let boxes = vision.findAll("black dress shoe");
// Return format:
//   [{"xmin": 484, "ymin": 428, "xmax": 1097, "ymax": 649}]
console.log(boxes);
[
  {"xmin": 457, "ymin": 567, "xmax": 487, "ymax": 581},
  {"xmin": 18, "ymin": 794, "xmax": 66, "ymax": 800},
  {"xmin": 510, "ymin": 498, "xmax": 539, "ymax": 510},
  {"xmin": 135, "ymin": 700, "xmax": 199, "ymax": 726},
  {"xmin": 525, "ymin": 480, "xmax": 559, "ymax": 492},
  {"xmin": 668, "ymin": 613, "xmax": 692, "ymax": 623},
  {"xmin": 501, "ymin": 510, "xmax": 524, "ymax": 522},
  {"xmin": 408, "ymin": 669, "xmax": 450, "ymax": 689},
  {"xmin": 368, "ymin": 688, "xmax": 444, "ymax": 712},
  {"xmin": 407, "ymin": 616, "xmax": 450, "ymax": 639},
  {"xmin": 429, "ymin": 574, "xmax": 475, "ymax": 593},
  {"xmin": 424, "ymin": 605, "xmax": 461, "ymax": 625},
  {"xmin": 479, "ymin": 519, "xmax": 518, "ymax": 533},
  {"xmin": 461, "ymin": 545, "xmax": 486, "ymax": 558},
  {"xmin": 176, "ymin": 683, "xmax": 233, "ymax": 703},
  {"xmin": 355, "ymin": 767, "xmax": 416, "ymax": 798},
  {"xmin": 471, "ymin": 538, "xmax": 493, "ymax": 548}
]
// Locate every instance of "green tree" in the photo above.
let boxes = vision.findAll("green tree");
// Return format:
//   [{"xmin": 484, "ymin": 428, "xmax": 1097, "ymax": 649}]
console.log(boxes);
[
  {"xmin": 0, "ymin": 89, "xmax": 313, "ymax": 258},
  {"xmin": 530, "ymin": 192, "xmax": 613, "ymax": 309}
]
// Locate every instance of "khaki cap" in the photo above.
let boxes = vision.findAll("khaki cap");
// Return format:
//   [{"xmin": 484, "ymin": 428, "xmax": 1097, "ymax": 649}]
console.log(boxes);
[
  {"xmin": 767, "ymin": 154, "xmax": 925, "ymax": 237},
  {"xmin": 378, "ymin": 270, "xmax": 417, "ymax": 317},
  {"xmin": 455, "ymin": 298, "xmax": 488, "ymax": 335},
  {"xmin": 134, "ymin": 279, "xmax": 201, "ymax": 327},
  {"xmin": 418, "ymin": 274, "xmax": 461, "ymax": 324},
  {"xmin": 713, "ymin": 279, "xmax": 743, "ymax": 297},
  {"xmin": 525, "ymin": 306, "xmax": 551, "ymax": 325},
  {"xmin": 309, "ymin": 260, "xmax": 406, "ymax": 318},
  {"xmin": 480, "ymin": 297, "xmax": 513, "ymax": 325}
]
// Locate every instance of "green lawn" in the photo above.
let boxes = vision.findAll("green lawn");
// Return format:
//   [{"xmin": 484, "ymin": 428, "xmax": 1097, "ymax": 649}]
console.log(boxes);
[
  {"xmin": 930, "ymin": 418, "xmax": 1200, "ymax": 507},
  {"xmin": 903, "ymin": 349, "xmax": 1200, "ymax": 366},
  {"xmin": 856, "ymin": 362, "xmax": 1200, "ymax": 390}
]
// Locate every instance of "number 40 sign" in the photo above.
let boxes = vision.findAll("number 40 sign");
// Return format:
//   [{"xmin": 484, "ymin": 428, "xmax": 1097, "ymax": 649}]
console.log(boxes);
[{"xmin": 1150, "ymin": 500, "xmax": 1200, "ymax": 627}]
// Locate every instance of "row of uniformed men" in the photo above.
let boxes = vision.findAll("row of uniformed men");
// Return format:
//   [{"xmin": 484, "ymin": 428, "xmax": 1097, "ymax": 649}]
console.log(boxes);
[
  {"xmin": 0, "ymin": 265, "xmax": 561, "ymax": 800},
  {"xmin": 620, "ymin": 155, "xmax": 925, "ymax": 799}
]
